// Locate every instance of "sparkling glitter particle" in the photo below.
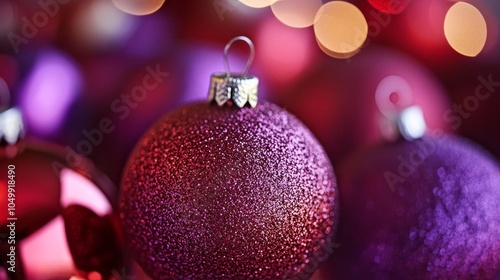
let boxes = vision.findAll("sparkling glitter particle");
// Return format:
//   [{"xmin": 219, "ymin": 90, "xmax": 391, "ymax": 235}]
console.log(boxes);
[{"xmin": 120, "ymin": 102, "xmax": 338, "ymax": 279}]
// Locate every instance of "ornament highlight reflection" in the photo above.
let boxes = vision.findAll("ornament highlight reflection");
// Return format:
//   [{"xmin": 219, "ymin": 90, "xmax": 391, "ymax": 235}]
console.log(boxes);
[
  {"xmin": 60, "ymin": 168, "xmax": 112, "ymax": 217},
  {"xmin": 21, "ymin": 216, "xmax": 75, "ymax": 279}
]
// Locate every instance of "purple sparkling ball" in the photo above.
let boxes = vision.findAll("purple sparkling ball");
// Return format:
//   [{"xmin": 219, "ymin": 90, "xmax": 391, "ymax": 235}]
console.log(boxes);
[
  {"xmin": 333, "ymin": 135, "xmax": 500, "ymax": 279},
  {"xmin": 120, "ymin": 102, "xmax": 338, "ymax": 279}
]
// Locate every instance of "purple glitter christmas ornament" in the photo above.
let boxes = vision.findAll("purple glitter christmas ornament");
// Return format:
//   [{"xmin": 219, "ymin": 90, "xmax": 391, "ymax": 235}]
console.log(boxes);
[
  {"xmin": 335, "ymin": 135, "xmax": 500, "ymax": 279},
  {"xmin": 120, "ymin": 37, "xmax": 338, "ymax": 279},
  {"xmin": 331, "ymin": 82, "xmax": 500, "ymax": 279}
]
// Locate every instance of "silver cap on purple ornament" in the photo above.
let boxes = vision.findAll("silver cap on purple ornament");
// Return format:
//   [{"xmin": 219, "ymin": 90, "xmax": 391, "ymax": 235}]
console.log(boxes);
[{"xmin": 208, "ymin": 36, "xmax": 259, "ymax": 108}]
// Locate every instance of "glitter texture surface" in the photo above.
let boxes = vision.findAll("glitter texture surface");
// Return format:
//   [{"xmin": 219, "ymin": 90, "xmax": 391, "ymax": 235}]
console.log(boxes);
[
  {"xmin": 333, "ymin": 136, "xmax": 500, "ymax": 279},
  {"xmin": 120, "ymin": 102, "xmax": 338, "ymax": 279}
]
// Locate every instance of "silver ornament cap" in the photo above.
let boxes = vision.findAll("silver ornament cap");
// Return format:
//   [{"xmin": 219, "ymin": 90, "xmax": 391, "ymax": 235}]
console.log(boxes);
[
  {"xmin": 0, "ymin": 107, "xmax": 25, "ymax": 145},
  {"xmin": 0, "ymin": 78, "xmax": 25, "ymax": 159},
  {"xmin": 0, "ymin": 78, "xmax": 25, "ymax": 146},
  {"xmin": 208, "ymin": 36, "xmax": 259, "ymax": 108}
]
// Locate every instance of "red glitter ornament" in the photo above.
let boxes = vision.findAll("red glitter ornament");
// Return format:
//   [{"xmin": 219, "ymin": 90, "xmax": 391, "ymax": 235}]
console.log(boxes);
[{"xmin": 120, "ymin": 37, "xmax": 338, "ymax": 279}]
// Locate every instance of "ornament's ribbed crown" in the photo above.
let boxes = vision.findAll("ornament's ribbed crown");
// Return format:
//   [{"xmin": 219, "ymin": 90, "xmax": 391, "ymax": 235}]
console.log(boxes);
[{"xmin": 208, "ymin": 74, "xmax": 259, "ymax": 108}]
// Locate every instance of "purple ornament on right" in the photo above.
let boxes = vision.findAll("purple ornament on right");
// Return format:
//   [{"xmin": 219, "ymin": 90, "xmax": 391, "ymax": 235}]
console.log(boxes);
[{"xmin": 332, "ymin": 76, "xmax": 500, "ymax": 279}]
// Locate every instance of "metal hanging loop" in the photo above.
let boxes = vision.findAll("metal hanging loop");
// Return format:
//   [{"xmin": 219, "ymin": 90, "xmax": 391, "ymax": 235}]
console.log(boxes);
[
  {"xmin": 209, "ymin": 36, "xmax": 259, "ymax": 108},
  {"xmin": 223, "ymin": 36, "xmax": 255, "ymax": 77}
]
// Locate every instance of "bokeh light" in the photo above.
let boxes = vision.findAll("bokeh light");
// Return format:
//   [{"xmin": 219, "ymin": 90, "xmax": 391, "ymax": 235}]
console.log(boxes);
[
  {"xmin": 19, "ymin": 51, "xmax": 82, "ymax": 136},
  {"xmin": 111, "ymin": 0, "xmax": 165, "ymax": 16},
  {"xmin": 239, "ymin": 0, "xmax": 279, "ymax": 8},
  {"xmin": 314, "ymin": 1, "xmax": 368, "ymax": 59},
  {"xmin": 389, "ymin": 0, "xmax": 453, "ymax": 68},
  {"xmin": 316, "ymin": 37, "xmax": 359, "ymax": 59},
  {"xmin": 271, "ymin": 0, "xmax": 323, "ymax": 28},
  {"xmin": 256, "ymin": 16, "xmax": 315, "ymax": 91},
  {"xmin": 72, "ymin": 0, "xmax": 137, "ymax": 50},
  {"xmin": 444, "ymin": 2, "xmax": 487, "ymax": 57}
]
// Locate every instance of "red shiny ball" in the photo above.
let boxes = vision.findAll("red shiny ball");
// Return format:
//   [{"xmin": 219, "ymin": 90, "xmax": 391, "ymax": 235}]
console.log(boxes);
[
  {"xmin": 0, "ymin": 141, "xmax": 122, "ymax": 279},
  {"xmin": 120, "ymin": 102, "xmax": 338, "ymax": 279}
]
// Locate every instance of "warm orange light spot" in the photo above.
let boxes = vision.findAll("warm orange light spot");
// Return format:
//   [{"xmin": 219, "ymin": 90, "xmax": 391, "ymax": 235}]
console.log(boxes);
[
  {"xmin": 314, "ymin": 1, "xmax": 368, "ymax": 59},
  {"xmin": 444, "ymin": 2, "xmax": 487, "ymax": 57}
]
